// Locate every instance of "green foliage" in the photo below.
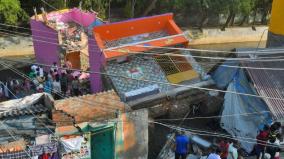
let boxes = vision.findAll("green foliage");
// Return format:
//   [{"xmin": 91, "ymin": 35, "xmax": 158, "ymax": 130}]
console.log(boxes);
[
  {"xmin": 1, "ymin": 0, "xmax": 273, "ymax": 26},
  {"xmin": 50, "ymin": 0, "xmax": 66, "ymax": 9},
  {"xmin": 123, "ymin": 0, "xmax": 132, "ymax": 18},
  {"xmin": 0, "ymin": 0, "xmax": 28, "ymax": 25},
  {"xmin": 81, "ymin": 0, "xmax": 109, "ymax": 19}
]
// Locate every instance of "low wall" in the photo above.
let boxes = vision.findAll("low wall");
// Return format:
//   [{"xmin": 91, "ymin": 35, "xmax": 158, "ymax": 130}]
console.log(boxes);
[{"xmin": 187, "ymin": 26, "xmax": 268, "ymax": 45}]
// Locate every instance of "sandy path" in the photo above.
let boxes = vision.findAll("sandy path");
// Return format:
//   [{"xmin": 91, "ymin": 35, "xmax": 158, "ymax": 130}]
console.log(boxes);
[{"xmin": 0, "ymin": 35, "xmax": 34, "ymax": 57}]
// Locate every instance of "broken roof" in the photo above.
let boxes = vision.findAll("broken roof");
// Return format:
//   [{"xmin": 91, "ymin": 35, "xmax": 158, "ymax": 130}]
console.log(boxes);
[
  {"xmin": 0, "ymin": 93, "xmax": 54, "ymax": 144},
  {"xmin": 32, "ymin": 8, "xmax": 97, "ymax": 28},
  {"xmin": 54, "ymin": 90, "xmax": 126, "ymax": 124},
  {"xmin": 0, "ymin": 93, "xmax": 54, "ymax": 119},
  {"xmin": 93, "ymin": 13, "xmax": 188, "ymax": 60}
]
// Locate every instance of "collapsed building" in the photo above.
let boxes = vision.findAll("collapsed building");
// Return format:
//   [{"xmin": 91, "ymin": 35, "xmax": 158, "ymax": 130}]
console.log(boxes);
[
  {"xmin": 28, "ymin": 9, "xmax": 225, "ymax": 158},
  {"xmin": 90, "ymin": 14, "xmax": 221, "ymax": 117},
  {"xmin": 30, "ymin": 8, "xmax": 103, "ymax": 71}
]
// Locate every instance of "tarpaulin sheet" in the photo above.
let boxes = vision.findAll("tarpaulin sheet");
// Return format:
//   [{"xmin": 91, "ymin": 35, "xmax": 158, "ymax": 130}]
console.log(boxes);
[
  {"xmin": 212, "ymin": 61, "xmax": 239, "ymax": 89},
  {"xmin": 220, "ymin": 69, "xmax": 271, "ymax": 152}
]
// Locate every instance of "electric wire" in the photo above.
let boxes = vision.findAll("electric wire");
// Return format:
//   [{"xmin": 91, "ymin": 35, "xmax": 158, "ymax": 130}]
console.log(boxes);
[
  {"xmin": 1, "ymin": 57, "xmax": 284, "ymax": 102},
  {"xmin": 155, "ymin": 111, "xmax": 271, "ymax": 121},
  {"xmin": 2, "ymin": 27, "xmax": 284, "ymax": 63},
  {"xmin": 0, "ymin": 62, "xmax": 84, "ymax": 159},
  {"xmin": 2, "ymin": 22, "xmax": 284, "ymax": 55},
  {"xmin": 2, "ymin": 30, "xmax": 284, "ymax": 68},
  {"xmin": 3, "ymin": 30, "xmax": 284, "ymax": 62},
  {"xmin": 150, "ymin": 121, "xmax": 284, "ymax": 148},
  {"xmin": 0, "ymin": 61, "xmax": 122, "ymax": 113},
  {"xmin": 1, "ymin": 4, "xmax": 281, "ymax": 153},
  {"xmin": 0, "ymin": 62, "xmax": 278, "ymax": 147},
  {"xmin": 0, "ymin": 76, "xmax": 277, "ymax": 148}
]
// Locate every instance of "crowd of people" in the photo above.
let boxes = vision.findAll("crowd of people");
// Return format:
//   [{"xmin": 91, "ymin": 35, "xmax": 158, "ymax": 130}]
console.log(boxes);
[
  {"xmin": 28, "ymin": 61, "xmax": 91, "ymax": 99},
  {"xmin": 173, "ymin": 122, "xmax": 282, "ymax": 159},
  {"xmin": 0, "ymin": 60, "xmax": 91, "ymax": 101}
]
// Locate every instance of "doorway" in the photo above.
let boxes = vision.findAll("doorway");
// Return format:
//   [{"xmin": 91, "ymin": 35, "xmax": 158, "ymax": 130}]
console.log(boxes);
[{"xmin": 65, "ymin": 51, "xmax": 81, "ymax": 69}]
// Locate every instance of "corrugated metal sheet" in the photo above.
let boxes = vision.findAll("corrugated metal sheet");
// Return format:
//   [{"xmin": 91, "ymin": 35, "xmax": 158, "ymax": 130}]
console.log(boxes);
[
  {"xmin": 0, "ymin": 104, "xmax": 48, "ymax": 119},
  {"xmin": 237, "ymin": 48, "xmax": 284, "ymax": 120},
  {"xmin": 0, "ymin": 93, "xmax": 52, "ymax": 119}
]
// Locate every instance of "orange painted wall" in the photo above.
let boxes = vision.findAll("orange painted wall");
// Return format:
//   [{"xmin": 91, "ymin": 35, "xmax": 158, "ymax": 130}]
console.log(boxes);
[
  {"xmin": 93, "ymin": 13, "xmax": 189, "ymax": 60},
  {"xmin": 166, "ymin": 19, "xmax": 183, "ymax": 35},
  {"xmin": 93, "ymin": 13, "xmax": 174, "ymax": 41}
]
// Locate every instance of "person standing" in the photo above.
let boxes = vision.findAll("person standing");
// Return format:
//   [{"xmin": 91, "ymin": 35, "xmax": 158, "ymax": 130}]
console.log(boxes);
[
  {"xmin": 219, "ymin": 139, "xmax": 229, "ymax": 159},
  {"xmin": 52, "ymin": 75, "xmax": 61, "ymax": 100},
  {"xmin": 228, "ymin": 141, "xmax": 238, "ymax": 159},
  {"xmin": 61, "ymin": 72, "xmax": 68, "ymax": 96},
  {"xmin": 23, "ymin": 78, "xmax": 31, "ymax": 94},
  {"xmin": 269, "ymin": 122, "xmax": 281, "ymax": 141},
  {"xmin": 72, "ymin": 76, "xmax": 80, "ymax": 96},
  {"xmin": 39, "ymin": 66, "xmax": 44, "ymax": 77},
  {"xmin": 44, "ymin": 74, "xmax": 53, "ymax": 94},
  {"xmin": 174, "ymin": 131, "xmax": 190, "ymax": 159},
  {"xmin": 51, "ymin": 62, "xmax": 58, "ymax": 73},
  {"xmin": 207, "ymin": 148, "xmax": 222, "ymax": 159},
  {"xmin": 255, "ymin": 125, "xmax": 270, "ymax": 159},
  {"xmin": 266, "ymin": 138, "xmax": 281, "ymax": 159}
]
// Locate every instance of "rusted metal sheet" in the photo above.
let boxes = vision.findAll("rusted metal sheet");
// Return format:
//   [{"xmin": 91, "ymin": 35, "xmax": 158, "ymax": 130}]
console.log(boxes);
[{"xmin": 241, "ymin": 57, "xmax": 284, "ymax": 120}]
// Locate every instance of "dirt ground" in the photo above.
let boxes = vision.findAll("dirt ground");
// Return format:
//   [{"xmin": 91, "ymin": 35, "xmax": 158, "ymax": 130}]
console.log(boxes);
[{"xmin": 0, "ymin": 35, "xmax": 34, "ymax": 57}]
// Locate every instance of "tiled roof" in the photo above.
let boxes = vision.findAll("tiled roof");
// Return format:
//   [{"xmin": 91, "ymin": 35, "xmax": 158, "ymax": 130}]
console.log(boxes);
[
  {"xmin": 54, "ymin": 90, "xmax": 126, "ymax": 125},
  {"xmin": 105, "ymin": 55, "xmax": 171, "ymax": 99}
]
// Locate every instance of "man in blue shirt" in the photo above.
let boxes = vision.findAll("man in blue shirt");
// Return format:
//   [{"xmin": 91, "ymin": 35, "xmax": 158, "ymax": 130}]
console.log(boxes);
[{"xmin": 174, "ymin": 131, "xmax": 190, "ymax": 159}]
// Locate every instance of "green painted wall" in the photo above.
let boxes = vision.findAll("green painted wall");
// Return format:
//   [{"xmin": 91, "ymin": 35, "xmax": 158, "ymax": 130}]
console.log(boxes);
[{"xmin": 91, "ymin": 127, "xmax": 115, "ymax": 159}]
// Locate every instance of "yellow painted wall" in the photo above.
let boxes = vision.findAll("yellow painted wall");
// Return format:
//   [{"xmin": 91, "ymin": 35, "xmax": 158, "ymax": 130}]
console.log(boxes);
[{"xmin": 269, "ymin": 0, "xmax": 284, "ymax": 35}]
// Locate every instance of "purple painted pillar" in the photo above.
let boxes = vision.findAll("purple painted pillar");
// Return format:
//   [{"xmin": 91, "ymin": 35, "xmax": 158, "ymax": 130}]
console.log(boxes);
[
  {"xmin": 88, "ymin": 36, "xmax": 104, "ymax": 93},
  {"xmin": 30, "ymin": 19, "xmax": 60, "ymax": 70}
]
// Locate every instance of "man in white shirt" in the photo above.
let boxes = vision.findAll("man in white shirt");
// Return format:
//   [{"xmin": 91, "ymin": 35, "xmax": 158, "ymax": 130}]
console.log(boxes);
[
  {"xmin": 51, "ymin": 62, "xmax": 58, "ymax": 72},
  {"xmin": 207, "ymin": 148, "xmax": 221, "ymax": 159},
  {"xmin": 39, "ymin": 66, "xmax": 44, "ymax": 77}
]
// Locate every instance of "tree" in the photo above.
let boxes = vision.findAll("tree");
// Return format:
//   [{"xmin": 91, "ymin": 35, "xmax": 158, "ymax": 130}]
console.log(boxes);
[
  {"xmin": 238, "ymin": 0, "xmax": 255, "ymax": 26},
  {"xmin": 81, "ymin": 0, "xmax": 110, "ymax": 19},
  {"xmin": 0, "ymin": 0, "xmax": 28, "ymax": 25},
  {"xmin": 142, "ymin": 0, "xmax": 158, "ymax": 16}
]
